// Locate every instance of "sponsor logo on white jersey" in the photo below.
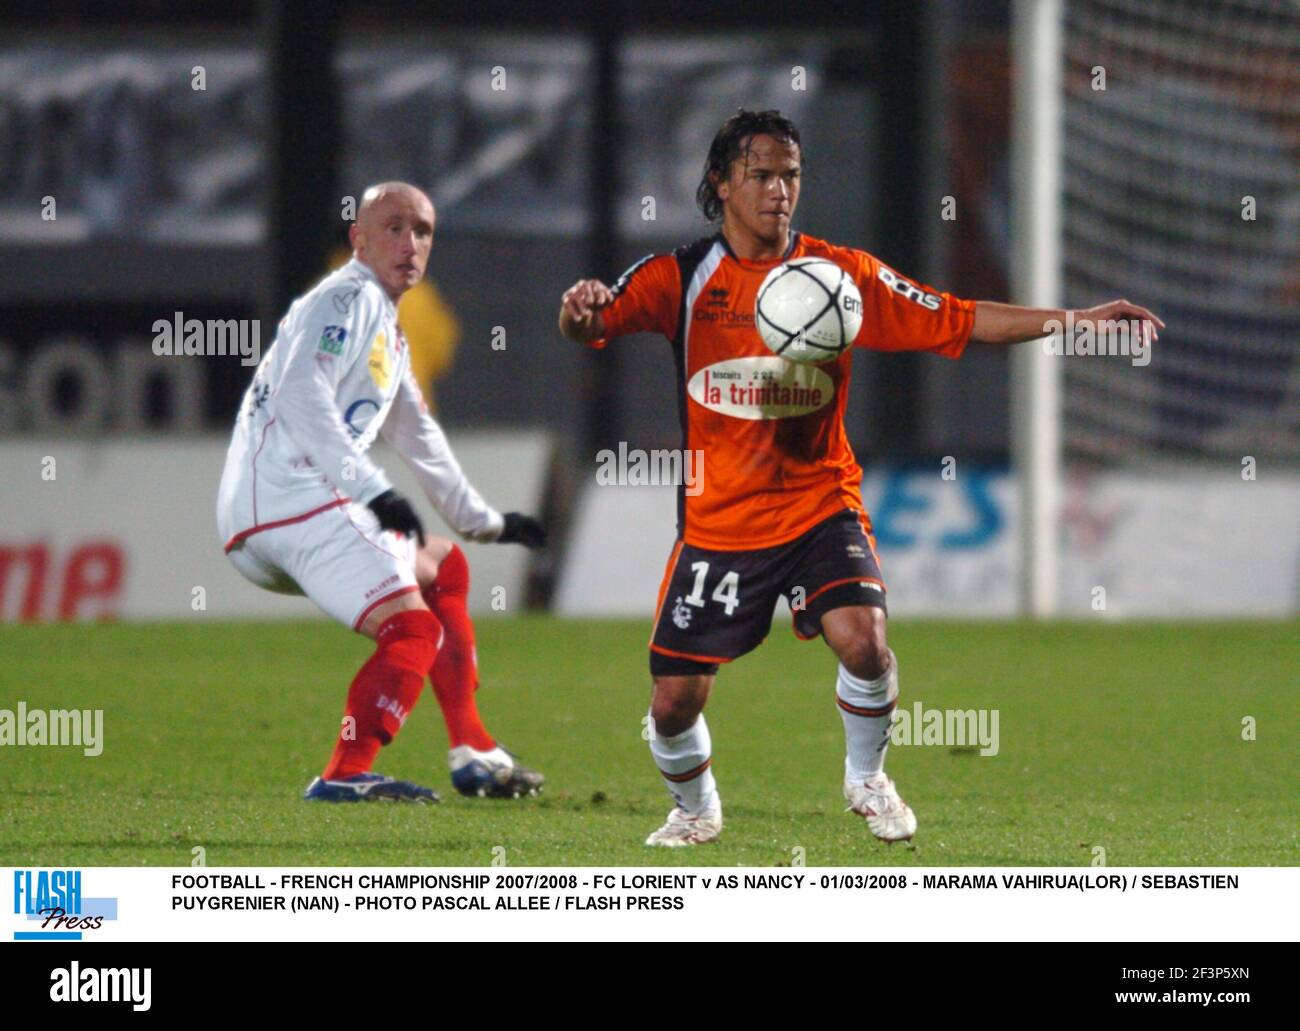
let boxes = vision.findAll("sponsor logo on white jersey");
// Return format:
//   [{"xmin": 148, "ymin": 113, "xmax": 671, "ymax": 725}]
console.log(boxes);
[
  {"xmin": 688, "ymin": 356, "xmax": 834, "ymax": 420},
  {"xmin": 318, "ymin": 325, "xmax": 347, "ymax": 355},
  {"xmin": 368, "ymin": 331, "xmax": 392, "ymax": 389}
]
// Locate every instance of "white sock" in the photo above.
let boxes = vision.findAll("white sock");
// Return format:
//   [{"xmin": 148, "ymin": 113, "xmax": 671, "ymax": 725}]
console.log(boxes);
[
  {"xmin": 648, "ymin": 711, "xmax": 718, "ymax": 814},
  {"xmin": 836, "ymin": 652, "xmax": 899, "ymax": 782}
]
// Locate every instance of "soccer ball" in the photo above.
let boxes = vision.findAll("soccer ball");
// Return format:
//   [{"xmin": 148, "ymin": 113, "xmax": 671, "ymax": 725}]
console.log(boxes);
[{"xmin": 755, "ymin": 258, "xmax": 863, "ymax": 363}]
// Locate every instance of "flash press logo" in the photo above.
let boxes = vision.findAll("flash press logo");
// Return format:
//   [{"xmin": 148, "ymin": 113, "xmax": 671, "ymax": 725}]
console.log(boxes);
[
  {"xmin": 13, "ymin": 870, "xmax": 118, "ymax": 940},
  {"xmin": 50, "ymin": 963, "xmax": 151, "ymax": 1011},
  {"xmin": 595, "ymin": 442, "xmax": 705, "ymax": 496}
]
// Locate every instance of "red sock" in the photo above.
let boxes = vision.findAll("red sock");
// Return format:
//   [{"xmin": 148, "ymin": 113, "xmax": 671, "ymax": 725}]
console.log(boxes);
[
  {"xmin": 423, "ymin": 545, "xmax": 495, "ymax": 751},
  {"xmin": 322, "ymin": 608, "xmax": 442, "ymax": 779}
]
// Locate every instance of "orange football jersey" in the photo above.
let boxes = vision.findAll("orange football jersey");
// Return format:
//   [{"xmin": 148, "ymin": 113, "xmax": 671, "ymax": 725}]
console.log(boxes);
[{"xmin": 591, "ymin": 232, "xmax": 976, "ymax": 550}]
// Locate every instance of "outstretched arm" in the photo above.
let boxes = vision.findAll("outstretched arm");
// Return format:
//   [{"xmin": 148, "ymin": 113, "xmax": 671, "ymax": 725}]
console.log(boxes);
[{"xmin": 971, "ymin": 298, "xmax": 1164, "ymax": 346}]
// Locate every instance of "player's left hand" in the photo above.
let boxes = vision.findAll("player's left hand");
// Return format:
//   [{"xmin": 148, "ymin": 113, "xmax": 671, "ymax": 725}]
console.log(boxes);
[
  {"xmin": 368, "ymin": 489, "xmax": 426, "ymax": 546},
  {"xmin": 561, "ymin": 278, "xmax": 614, "ymax": 321},
  {"xmin": 498, "ymin": 512, "xmax": 547, "ymax": 549},
  {"xmin": 1074, "ymin": 299, "xmax": 1165, "ymax": 347}
]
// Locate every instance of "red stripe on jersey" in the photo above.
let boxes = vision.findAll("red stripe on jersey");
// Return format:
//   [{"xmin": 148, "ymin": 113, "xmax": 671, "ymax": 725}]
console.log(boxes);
[{"xmin": 223, "ymin": 498, "xmax": 349, "ymax": 552}]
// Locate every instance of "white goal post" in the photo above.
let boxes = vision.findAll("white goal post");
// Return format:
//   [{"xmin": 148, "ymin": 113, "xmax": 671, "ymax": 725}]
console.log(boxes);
[{"xmin": 1010, "ymin": 0, "xmax": 1065, "ymax": 618}]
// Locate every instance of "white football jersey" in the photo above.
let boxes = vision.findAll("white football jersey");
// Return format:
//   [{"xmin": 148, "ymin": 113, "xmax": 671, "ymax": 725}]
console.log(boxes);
[{"xmin": 217, "ymin": 258, "xmax": 503, "ymax": 551}]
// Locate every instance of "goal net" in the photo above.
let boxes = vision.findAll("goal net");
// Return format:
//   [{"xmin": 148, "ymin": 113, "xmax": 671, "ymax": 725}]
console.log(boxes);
[{"xmin": 1060, "ymin": 0, "xmax": 1300, "ymax": 465}]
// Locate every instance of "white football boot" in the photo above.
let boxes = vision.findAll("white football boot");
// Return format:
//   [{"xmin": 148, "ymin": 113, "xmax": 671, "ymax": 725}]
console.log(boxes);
[
  {"xmin": 844, "ymin": 771, "xmax": 917, "ymax": 842},
  {"xmin": 644, "ymin": 797, "xmax": 723, "ymax": 847}
]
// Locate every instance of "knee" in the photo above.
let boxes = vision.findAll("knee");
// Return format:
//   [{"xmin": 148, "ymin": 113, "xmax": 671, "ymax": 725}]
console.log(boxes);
[
  {"xmin": 428, "ymin": 542, "xmax": 468, "ymax": 597},
  {"xmin": 375, "ymin": 608, "xmax": 443, "ymax": 668},
  {"xmin": 650, "ymin": 679, "xmax": 707, "ymax": 738},
  {"xmin": 837, "ymin": 611, "xmax": 890, "ymax": 681}
]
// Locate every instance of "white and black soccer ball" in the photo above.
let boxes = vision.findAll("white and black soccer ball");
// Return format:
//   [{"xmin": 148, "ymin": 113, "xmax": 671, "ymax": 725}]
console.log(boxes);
[{"xmin": 755, "ymin": 258, "xmax": 863, "ymax": 364}]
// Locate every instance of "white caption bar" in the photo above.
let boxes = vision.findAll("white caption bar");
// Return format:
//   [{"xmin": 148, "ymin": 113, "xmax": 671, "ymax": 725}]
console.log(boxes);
[{"xmin": 4, "ymin": 867, "xmax": 1294, "ymax": 942}]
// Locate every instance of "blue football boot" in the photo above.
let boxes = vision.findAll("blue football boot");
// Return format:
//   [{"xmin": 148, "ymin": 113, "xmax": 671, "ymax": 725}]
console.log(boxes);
[{"xmin": 303, "ymin": 771, "xmax": 440, "ymax": 803}]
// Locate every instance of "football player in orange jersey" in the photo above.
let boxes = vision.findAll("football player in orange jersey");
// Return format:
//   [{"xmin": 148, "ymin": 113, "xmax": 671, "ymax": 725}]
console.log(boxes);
[{"xmin": 559, "ymin": 110, "xmax": 1161, "ymax": 847}]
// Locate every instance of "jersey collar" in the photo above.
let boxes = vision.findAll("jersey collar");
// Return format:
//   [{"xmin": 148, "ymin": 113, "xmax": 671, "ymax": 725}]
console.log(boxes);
[
  {"xmin": 345, "ymin": 257, "xmax": 399, "ymax": 317},
  {"xmin": 715, "ymin": 229, "xmax": 801, "ymax": 265}
]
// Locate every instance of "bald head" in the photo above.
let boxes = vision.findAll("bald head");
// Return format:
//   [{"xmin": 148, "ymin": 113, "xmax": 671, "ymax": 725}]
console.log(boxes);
[
  {"xmin": 357, "ymin": 181, "xmax": 433, "ymax": 223},
  {"xmin": 349, "ymin": 181, "xmax": 435, "ymax": 301}
]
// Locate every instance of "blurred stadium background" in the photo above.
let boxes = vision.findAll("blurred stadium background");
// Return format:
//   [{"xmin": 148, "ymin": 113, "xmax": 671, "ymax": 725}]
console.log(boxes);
[{"xmin": 1, "ymin": 0, "xmax": 1297, "ymax": 626}]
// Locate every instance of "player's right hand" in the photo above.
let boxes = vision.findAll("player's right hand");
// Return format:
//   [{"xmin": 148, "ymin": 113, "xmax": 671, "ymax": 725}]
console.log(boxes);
[
  {"xmin": 368, "ymin": 489, "xmax": 426, "ymax": 547},
  {"xmin": 497, "ymin": 512, "xmax": 547, "ymax": 549},
  {"xmin": 560, "ymin": 278, "xmax": 614, "ymax": 327}
]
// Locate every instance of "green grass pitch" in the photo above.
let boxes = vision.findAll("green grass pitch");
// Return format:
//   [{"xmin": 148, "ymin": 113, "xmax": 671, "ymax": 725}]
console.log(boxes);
[{"xmin": 1, "ymin": 618, "xmax": 1295, "ymax": 867}]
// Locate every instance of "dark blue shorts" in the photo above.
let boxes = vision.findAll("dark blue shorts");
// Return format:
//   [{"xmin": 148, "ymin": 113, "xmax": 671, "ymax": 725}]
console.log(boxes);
[{"xmin": 649, "ymin": 509, "xmax": 886, "ymax": 678}]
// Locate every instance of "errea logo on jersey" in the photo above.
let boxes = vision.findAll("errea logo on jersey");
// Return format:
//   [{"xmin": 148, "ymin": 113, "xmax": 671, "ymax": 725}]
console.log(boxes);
[
  {"xmin": 876, "ymin": 266, "xmax": 941, "ymax": 311},
  {"xmin": 688, "ymin": 356, "xmax": 834, "ymax": 420}
]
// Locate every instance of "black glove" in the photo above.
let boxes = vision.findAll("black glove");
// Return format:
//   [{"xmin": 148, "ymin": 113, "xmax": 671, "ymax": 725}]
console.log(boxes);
[
  {"xmin": 367, "ymin": 489, "xmax": 425, "ymax": 546},
  {"xmin": 498, "ymin": 512, "xmax": 547, "ymax": 549}
]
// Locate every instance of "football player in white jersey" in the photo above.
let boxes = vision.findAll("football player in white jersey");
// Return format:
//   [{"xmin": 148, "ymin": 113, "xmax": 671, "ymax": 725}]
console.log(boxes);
[{"xmin": 218, "ymin": 182, "xmax": 546, "ymax": 803}]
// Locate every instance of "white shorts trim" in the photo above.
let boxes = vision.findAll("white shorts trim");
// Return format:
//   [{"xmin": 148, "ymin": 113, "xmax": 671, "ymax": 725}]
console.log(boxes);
[{"xmin": 226, "ymin": 501, "xmax": 420, "ymax": 630}]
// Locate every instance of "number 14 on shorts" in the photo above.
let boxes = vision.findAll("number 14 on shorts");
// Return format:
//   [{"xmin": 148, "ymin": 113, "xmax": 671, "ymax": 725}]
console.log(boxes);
[{"xmin": 685, "ymin": 561, "xmax": 740, "ymax": 616}]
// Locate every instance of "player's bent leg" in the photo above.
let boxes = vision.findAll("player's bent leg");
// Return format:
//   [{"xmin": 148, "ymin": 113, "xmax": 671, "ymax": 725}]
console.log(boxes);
[
  {"xmin": 331, "ymin": 602, "xmax": 440, "ymax": 755},
  {"xmin": 412, "ymin": 536, "xmax": 455, "ymax": 590},
  {"xmin": 645, "ymin": 673, "xmax": 723, "ymax": 846},
  {"xmin": 821, "ymin": 604, "xmax": 889, "ymax": 681},
  {"xmin": 820, "ymin": 605, "xmax": 916, "ymax": 842},
  {"xmin": 357, "ymin": 587, "xmax": 432, "ymax": 640},
  {"xmin": 416, "ymin": 538, "xmax": 544, "ymax": 799},
  {"xmin": 305, "ymin": 602, "xmax": 443, "ymax": 804},
  {"xmin": 417, "ymin": 539, "xmax": 490, "ymax": 749},
  {"xmin": 649, "ymin": 674, "xmax": 712, "ymax": 737},
  {"xmin": 643, "ymin": 531, "xmax": 778, "ymax": 845},
  {"xmin": 256, "ymin": 504, "xmax": 444, "ymax": 803}
]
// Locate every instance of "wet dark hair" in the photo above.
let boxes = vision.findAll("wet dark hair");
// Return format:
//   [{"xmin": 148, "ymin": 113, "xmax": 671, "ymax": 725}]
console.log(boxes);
[{"xmin": 696, "ymin": 109, "xmax": 803, "ymax": 223}]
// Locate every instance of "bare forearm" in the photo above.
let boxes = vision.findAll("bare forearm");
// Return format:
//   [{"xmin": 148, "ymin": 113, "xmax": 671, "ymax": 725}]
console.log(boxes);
[
  {"xmin": 971, "ymin": 298, "xmax": 1165, "ymax": 347},
  {"xmin": 971, "ymin": 301, "xmax": 1067, "ymax": 345}
]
